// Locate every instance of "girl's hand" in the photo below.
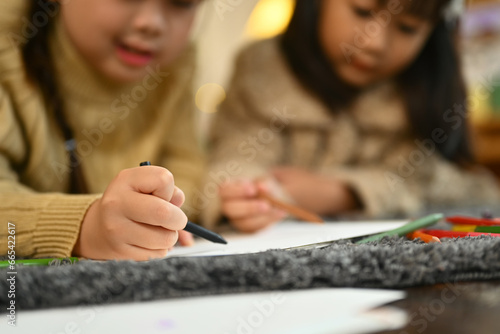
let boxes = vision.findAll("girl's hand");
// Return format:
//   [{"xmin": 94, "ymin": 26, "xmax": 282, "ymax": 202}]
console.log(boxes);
[
  {"xmin": 73, "ymin": 166, "xmax": 188, "ymax": 261},
  {"xmin": 219, "ymin": 180, "xmax": 287, "ymax": 233},
  {"xmin": 272, "ymin": 167, "xmax": 361, "ymax": 216}
]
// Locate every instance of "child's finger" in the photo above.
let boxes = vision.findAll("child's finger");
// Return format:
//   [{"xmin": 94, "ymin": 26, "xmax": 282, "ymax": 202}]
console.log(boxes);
[
  {"xmin": 127, "ymin": 166, "xmax": 176, "ymax": 202},
  {"xmin": 122, "ymin": 245, "xmax": 171, "ymax": 261},
  {"xmin": 96, "ymin": 240, "xmax": 172, "ymax": 261},
  {"xmin": 122, "ymin": 192, "xmax": 187, "ymax": 231},
  {"xmin": 219, "ymin": 180, "xmax": 258, "ymax": 199},
  {"xmin": 122, "ymin": 221, "xmax": 179, "ymax": 251},
  {"xmin": 231, "ymin": 210, "xmax": 286, "ymax": 233},
  {"xmin": 221, "ymin": 199, "xmax": 271, "ymax": 219},
  {"xmin": 255, "ymin": 180, "xmax": 271, "ymax": 194},
  {"xmin": 170, "ymin": 186, "xmax": 185, "ymax": 208}
]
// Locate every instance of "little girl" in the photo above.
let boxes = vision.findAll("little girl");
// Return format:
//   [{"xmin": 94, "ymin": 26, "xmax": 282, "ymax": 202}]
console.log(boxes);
[
  {"xmin": 205, "ymin": 0, "xmax": 500, "ymax": 232},
  {"xmin": 0, "ymin": 0, "xmax": 204, "ymax": 260}
]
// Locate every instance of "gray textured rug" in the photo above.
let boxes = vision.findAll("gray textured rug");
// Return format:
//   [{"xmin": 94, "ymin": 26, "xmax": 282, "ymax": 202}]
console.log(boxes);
[{"xmin": 2, "ymin": 236, "xmax": 500, "ymax": 311}]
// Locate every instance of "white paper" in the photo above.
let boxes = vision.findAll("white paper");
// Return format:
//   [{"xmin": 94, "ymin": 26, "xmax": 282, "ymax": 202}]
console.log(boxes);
[
  {"xmin": 3, "ymin": 289, "xmax": 407, "ymax": 334},
  {"xmin": 168, "ymin": 220, "xmax": 408, "ymax": 257}
]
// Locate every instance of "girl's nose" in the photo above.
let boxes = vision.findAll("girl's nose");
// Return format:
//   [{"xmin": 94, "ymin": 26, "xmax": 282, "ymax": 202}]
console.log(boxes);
[
  {"xmin": 364, "ymin": 27, "xmax": 389, "ymax": 56},
  {"xmin": 133, "ymin": 2, "xmax": 167, "ymax": 37}
]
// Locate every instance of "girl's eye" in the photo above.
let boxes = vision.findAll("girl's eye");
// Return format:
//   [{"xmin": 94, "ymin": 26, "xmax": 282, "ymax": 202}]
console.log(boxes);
[
  {"xmin": 352, "ymin": 6, "xmax": 372, "ymax": 18},
  {"xmin": 398, "ymin": 23, "xmax": 418, "ymax": 35},
  {"xmin": 169, "ymin": 0, "xmax": 198, "ymax": 9}
]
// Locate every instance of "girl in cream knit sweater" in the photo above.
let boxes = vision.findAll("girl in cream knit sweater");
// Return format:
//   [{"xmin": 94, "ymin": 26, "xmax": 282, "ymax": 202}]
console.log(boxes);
[{"xmin": 205, "ymin": 0, "xmax": 500, "ymax": 231}]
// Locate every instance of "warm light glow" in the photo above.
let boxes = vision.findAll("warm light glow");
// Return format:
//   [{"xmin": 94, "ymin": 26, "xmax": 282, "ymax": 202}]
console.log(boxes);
[
  {"xmin": 245, "ymin": 0, "xmax": 295, "ymax": 40},
  {"xmin": 196, "ymin": 83, "xmax": 227, "ymax": 114},
  {"xmin": 469, "ymin": 85, "xmax": 493, "ymax": 124}
]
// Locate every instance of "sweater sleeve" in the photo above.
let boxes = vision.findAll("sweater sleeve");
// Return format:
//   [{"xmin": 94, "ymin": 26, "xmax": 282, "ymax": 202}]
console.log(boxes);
[
  {"xmin": 0, "ymin": 87, "xmax": 100, "ymax": 258},
  {"xmin": 324, "ymin": 146, "xmax": 500, "ymax": 219}
]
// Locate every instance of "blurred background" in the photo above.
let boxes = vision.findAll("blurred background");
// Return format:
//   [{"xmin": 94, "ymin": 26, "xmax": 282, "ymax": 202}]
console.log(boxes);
[
  {"xmin": 460, "ymin": 0, "xmax": 500, "ymax": 177},
  {"xmin": 192, "ymin": 0, "xmax": 500, "ymax": 176}
]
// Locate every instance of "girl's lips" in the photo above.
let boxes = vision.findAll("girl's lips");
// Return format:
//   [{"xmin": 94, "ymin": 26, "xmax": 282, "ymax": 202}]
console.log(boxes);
[
  {"xmin": 351, "ymin": 59, "xmax": 376, "ymax": 72},
  {"xmin": 116, "ymin": 44, "xmax": 154, "ymax": 67}
]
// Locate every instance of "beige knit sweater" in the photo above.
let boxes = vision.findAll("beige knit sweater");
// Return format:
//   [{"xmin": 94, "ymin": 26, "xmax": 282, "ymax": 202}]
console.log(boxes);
[
  {"xmin": 203, "ymin": 37, "xmax": 500, "ymax": 227},
  {"xmin": 0, "ymin": 1, "xmax": 204, "ymax": 257}
]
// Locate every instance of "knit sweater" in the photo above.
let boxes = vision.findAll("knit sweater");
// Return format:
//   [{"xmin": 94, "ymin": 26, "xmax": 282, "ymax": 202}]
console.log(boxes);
[
  {"xmin": 0, "ymin": 1, "xmax": 204, "ymax": 257},
  {"xmin": 203, "ymin": 38, "xmax": 500, "ymax": 227}
]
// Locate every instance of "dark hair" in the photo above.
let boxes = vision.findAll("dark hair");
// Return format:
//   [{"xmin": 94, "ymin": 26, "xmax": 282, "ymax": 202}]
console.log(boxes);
[
  {"xmin": 281, "ymin": 0, "xmax": 470, "ymax": 163},
  {"xmin": 22, "ymin": 1, "xmax": 64, "ymax": 134},
  {"xmin": 22, "ymin": 1, "xmax": 87, "ymax": 193}
]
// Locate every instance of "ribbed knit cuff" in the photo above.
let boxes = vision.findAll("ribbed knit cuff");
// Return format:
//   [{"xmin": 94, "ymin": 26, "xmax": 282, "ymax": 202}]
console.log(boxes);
[
  {"xmin": 33, "ymin": 194, "xmax": 100, "ymax": 258},
  {"xmin": 329, "ymin": 168, "xmax": 421, "ymax": 219}
]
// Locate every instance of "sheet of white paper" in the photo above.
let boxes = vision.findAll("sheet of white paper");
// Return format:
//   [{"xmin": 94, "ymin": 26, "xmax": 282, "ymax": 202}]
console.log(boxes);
[
  {"xmin": 4, "ymin": 289, "xmax": 407, "ymax": 334},
  {"xmin": 167, "ymin": 220, "xmax": 408, "ymax": 257}
]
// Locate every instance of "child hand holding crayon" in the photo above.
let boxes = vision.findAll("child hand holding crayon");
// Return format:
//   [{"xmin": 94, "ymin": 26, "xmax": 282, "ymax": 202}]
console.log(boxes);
[
  {"xmin": 219, "ymin": 178, "xmax": 289, "ymax": 233},
  {"xmin": 219, "ymin": 172, "xmax": 335, "ymax": 232}
]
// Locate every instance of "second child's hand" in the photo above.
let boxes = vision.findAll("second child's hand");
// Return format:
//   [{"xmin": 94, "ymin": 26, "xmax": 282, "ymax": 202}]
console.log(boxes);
[
  {"xmin": 219, "ymin": 179, "xmax": 287, "ymax": 233},
  {"xmin": 272, "ymin": 167, "xmax": 361, "ymax": 216}
]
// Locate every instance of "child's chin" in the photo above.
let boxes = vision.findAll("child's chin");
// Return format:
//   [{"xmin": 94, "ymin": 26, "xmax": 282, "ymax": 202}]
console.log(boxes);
[
  {"xmin": 340, "ymin": 74, "xmax": 376, "ymax": 89},
  {"xmin": 105, "ymin": 67, "xmax": 150, "ymax": 84}
]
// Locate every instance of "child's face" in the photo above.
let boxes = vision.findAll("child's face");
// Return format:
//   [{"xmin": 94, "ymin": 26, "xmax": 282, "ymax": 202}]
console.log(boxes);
[
  {"xmin": 59, "ymin": 0, "xmax": 201, "ymax": 83},
  {"xmin": 319, "ymin": 0, "xmax": 433, "ymax": 87}
]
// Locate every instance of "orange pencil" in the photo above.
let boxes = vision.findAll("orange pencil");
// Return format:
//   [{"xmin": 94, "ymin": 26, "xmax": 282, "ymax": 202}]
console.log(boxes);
[
  {"xmin": 407, "ymin": 230, "xmax": 441, "ymax": 243},
  {"xmin": 257, "ymin": 190, "xmax": 324, "ymax": 224}
]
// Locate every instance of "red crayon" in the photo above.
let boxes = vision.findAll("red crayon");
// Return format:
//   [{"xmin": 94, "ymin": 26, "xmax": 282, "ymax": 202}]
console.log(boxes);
[
  {"xmin": 421, "ymin": 229, "xmax": 500, "ymax": 239},
  {"xmin": 446, "ymin": 216, "xmax": 500, "ymax": 227}
]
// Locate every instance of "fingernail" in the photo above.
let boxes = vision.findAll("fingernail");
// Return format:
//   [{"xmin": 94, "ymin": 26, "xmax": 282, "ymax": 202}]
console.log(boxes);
[
  {"xmin": 258, "ymin": 182, "xmax": 271, "ymax": 194},
  {"xmin": 276, "ymin": 210, "xmax": 288, "ymax": 218},
  {"xmin": 246, "ymin": 184, "xmax": 257, "ymax": 196},
  {"xmin": 259, "ymin": 201, "xmax": 271, "ymax": 212}
]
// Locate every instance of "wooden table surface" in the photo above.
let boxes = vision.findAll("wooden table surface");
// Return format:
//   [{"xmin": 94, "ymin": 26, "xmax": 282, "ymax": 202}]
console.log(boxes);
[{"xmin": 374, "ymin": 280, "xmax": 500, "ymax": 334}]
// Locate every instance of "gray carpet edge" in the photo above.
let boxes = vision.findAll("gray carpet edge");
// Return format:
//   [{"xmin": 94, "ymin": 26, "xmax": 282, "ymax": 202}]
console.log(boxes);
[{"xmin": 2, "ymin": 236, "xmax": 500, "ymax": 311}]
